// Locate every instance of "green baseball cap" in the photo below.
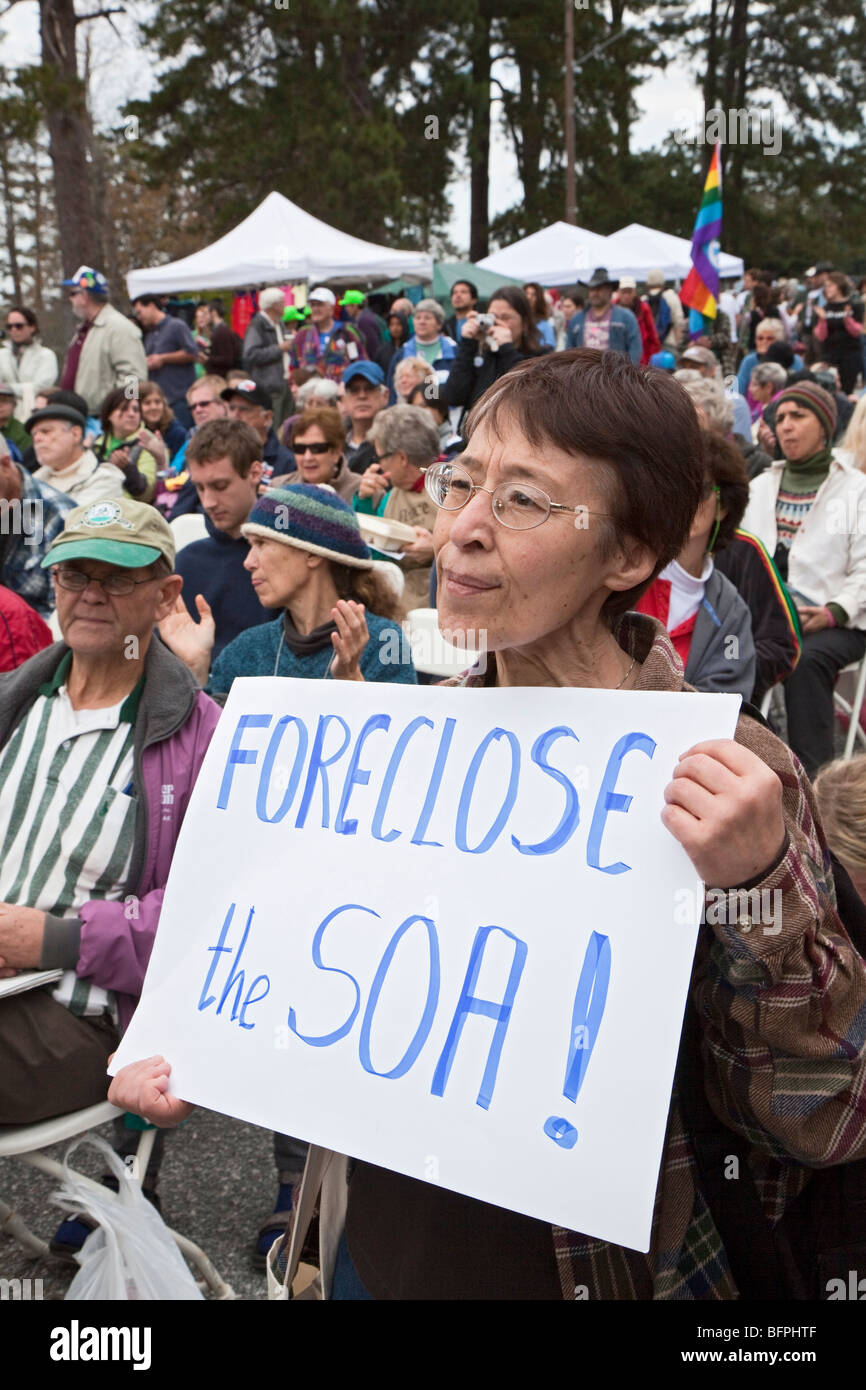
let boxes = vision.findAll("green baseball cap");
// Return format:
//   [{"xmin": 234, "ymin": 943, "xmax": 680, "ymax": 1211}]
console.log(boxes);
[
  {"xmin": 339, "ymin": 290, "xmax": 365, "ymax": 306},
  {"xmin": 41, "ymin": 497, "xmax": 176, "ymax": 570}
]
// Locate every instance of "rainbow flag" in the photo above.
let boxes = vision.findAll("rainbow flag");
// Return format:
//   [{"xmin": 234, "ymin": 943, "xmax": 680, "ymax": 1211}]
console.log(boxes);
[{"xmin": 681, "ymin": 144, "xmax": 722, "ymax": 336}]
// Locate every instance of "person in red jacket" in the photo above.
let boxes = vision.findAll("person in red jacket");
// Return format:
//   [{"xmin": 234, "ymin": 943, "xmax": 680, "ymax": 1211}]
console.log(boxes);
[
  {"xmin": 616, "ymin": 277, "xmax": 661, "ymax": 366},
  {"xmin": 0, "ymin": 584, "xmax": 53, "ymax": 671}
]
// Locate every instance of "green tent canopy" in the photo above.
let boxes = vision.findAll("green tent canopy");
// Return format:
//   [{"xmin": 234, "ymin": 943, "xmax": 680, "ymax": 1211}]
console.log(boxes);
[{"xmin": 376, "ymin": 260, "xmax": 521, "ymax": 306}]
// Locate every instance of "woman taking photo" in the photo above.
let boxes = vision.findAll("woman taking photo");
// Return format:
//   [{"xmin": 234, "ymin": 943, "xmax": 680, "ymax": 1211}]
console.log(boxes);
[
  {"xmin": 159, "ymin": 482, "xmax": 415, "ymax": 694},
  {"xmin": 443, "ymin": 285, "xmax": 550, "ymax": 416},
  {"xmin": 112, "ymin": 351, "xmax": 865, "ymax": 1301},
  {"xmin": 93, "ymin": 385, "xmax": 166, "ymax": 503}
]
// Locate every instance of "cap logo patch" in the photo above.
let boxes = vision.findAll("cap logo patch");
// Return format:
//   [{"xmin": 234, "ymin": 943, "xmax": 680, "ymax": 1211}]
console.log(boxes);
[{"xmin": 77, "ymin": 501, "xmax": 136, "ymax": 531}]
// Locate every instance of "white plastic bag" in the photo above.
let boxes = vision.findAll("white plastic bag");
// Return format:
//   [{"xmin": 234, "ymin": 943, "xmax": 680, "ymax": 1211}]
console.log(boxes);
[{"xmin": 51, "ymin": 1135, "xmax": 203, "ymax": 1300}]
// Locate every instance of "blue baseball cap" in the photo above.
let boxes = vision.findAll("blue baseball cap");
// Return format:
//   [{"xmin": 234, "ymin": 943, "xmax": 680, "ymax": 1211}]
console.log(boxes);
[
  {"xmin": 61, "ymin": 265, "xmax": 109, "ymax": 296},
  {"xmin": 343, "ymin": 361, "xmax": 385, "ymax": 388},
  {"xmin": 649, "ymin": 350, "xmax": 676, "ymax": 372}
]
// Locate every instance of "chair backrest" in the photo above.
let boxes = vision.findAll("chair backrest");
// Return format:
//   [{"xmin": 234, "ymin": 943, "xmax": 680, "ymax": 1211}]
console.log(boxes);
[
  {"xmin": 169, "ymin": 512, "xmax": 208, "ymax": 551},
  {"xmin": 404, "ymin": 606, "xmax": 475, "ymax": 678},
  {"xmin": 372, "ymin": 560, "xmax": 404, "ymax": 598}
]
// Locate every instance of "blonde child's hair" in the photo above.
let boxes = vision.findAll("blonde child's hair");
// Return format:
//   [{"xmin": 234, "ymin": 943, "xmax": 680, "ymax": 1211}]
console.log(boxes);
[{"xmin": 813, "ymin": 755, "xmax": 866, "ymax": 874}]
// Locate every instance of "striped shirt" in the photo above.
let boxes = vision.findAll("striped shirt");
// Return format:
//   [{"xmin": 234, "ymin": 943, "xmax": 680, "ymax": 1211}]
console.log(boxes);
[
  {"xmin": 775, "ymin": 485, "xmax": 818, "ymax": 550},
  {"xmin": 0, "ymin": 653, "xmax": 142, "ymax": 1017}
]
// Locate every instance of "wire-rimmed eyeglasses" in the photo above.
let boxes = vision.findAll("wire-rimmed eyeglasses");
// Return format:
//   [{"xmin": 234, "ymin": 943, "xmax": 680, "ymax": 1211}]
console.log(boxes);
[
  {"xmin": 53, "ymin": 566, "xmax": 158, "ymax": 597},
  {"xmin": 424, "ymin": 459, "xmax": 613, "ymax": 531}
]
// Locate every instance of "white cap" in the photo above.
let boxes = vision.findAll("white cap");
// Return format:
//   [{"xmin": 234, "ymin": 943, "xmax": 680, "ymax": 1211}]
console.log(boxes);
[
  {"xmin": 618, "ymin": 275, "xmax": 637, "ymax": 291},
  {"xmin": 308, "ymin": 286, "xmax": 336, "ymax": 305}
]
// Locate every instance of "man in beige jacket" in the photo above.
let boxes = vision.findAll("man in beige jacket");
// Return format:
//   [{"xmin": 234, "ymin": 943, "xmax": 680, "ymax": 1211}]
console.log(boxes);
[
  {"xmin": 59, "ymin": 267, "xmax": 147, "ymax": 414},
  {"xmin": 354, "ymin": 404, "xmax": 439, "ymax": 609},
  {"xmin": 29, "ymin": 402, "xmax": 125, "ymax": 507}
]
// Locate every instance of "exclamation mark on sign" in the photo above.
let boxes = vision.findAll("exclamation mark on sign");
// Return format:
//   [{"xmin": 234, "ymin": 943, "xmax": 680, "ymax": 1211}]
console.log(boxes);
[{"xmin": 543, "ymin": 931, "xmax": 611, "ymax": 1149}]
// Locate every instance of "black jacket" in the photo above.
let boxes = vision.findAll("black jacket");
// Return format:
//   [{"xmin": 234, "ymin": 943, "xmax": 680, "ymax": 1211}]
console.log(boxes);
[
  {"xmin": 714, "ymin": 530, "xmax": 801, "ymax": 703},
  {"xmin": 442, "ymin": 337, "xmax": 550, "ymax": 414}
]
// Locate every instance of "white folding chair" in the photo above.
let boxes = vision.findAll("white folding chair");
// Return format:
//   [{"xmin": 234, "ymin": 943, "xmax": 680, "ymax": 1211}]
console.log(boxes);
[
  {"xmin": 169, "ymin": 512, "xmax": 208, "ymax": 552},
  {"xmin": 833, "ymin": 656, "xmax": 866, "ymax": 760},
  {"xmin": 0, "ymin": 1102, "xmax": 236, "ymax": 1298},
  {"xmin": 403, "ymin": 607, "xmax": 476, "ymax": 679}
]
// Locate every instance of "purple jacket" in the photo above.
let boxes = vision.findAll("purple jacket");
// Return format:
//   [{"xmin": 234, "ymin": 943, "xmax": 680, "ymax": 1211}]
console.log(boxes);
[{"xmin": 0, "ymin": 637, "xmax": 221, "ymax": 1031}]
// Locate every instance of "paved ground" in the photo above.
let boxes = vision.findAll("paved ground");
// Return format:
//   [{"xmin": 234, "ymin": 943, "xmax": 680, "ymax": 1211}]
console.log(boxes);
[{"xmin": 0, "ymin": 1110, "xmax": 277, "ymax": 1300}]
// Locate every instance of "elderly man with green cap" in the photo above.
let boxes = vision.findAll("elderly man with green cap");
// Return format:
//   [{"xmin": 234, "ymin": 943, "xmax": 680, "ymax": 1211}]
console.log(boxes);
[{"xmin": 0, "ymin": 496, "xmax": 221, "ymax": 1126}]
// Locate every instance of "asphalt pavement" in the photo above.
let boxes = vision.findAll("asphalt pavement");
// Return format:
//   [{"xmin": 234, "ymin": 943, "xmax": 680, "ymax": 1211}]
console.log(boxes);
[{"xmin": 0, "ymin": 1108, "xmax": 277, "ymax": 1300}]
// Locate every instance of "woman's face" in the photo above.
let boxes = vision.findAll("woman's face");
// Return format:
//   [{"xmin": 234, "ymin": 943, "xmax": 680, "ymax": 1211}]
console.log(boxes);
[
  {"xmin": 413, "ymin": 309, "xmax": 441, "ymax": 342},
  {"xmin": 140, "ymin": 394, "xmax": 164, "ymax": 426},
  {"xmin": 434, "ymin": 414, "xmax": 652, "ymax": 653},
  {"xmin": 243, "ymin": 535, "xmax": 316, "ymax": 609},
  {"xmin": 523, "ymin": 285, "xmax": 537, "ymax": 308},
  {"xmin": 110, "ymin": 397, "xmax": 141, "ymax": 438},
  {"xmin": 489, "ymin": 298, "xmax": 523, "ymax": 345},
  {"xmin": 824, "ymin": 281, "xmax": 844, "ymax": 304},
  {"xmin": 395, "ymin": 365, "xmax": 425, "ymax": 399},
  {"xmin": 293, "ymin": 423, "xmax": 341, "ymax": 485},
  {"xmin": 388, "ymin": 316, "xmax": 404, "ymax": 342},
  {"xmin": 194, "ymin": 306, "xmax": 210, "ymax": 331},
  {"xmin": 754, "ymin": 328, "xmax": 777, "ymax": 354}
]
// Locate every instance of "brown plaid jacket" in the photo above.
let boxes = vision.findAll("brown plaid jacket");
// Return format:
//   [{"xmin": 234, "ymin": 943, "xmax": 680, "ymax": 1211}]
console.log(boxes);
[{"xmin": 445, "ymin": 612, "xmax": 866, "ymax": 1299}]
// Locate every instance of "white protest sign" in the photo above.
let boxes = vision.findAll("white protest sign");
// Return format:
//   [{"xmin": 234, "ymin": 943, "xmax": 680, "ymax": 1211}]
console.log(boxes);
[{"xmin": 112, "ymin": 677, "xmax": 740, "ymax": 1252}]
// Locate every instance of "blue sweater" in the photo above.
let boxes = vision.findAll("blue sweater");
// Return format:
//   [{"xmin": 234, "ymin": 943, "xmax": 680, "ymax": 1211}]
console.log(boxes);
[
  {"xmin": 566, "ymin": 305, "xmax": 641, "ymax": 363},
  {"xmin": 175, "ymin": 516, "xmax": 270, "ymax": 659},
  {"xmin": 207, "ymin": 612, "xmax": 418, "ymax": 695}
]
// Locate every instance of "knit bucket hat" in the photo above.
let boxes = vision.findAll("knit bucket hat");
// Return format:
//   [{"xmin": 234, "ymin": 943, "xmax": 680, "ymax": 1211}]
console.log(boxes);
[
  {"xmin": 241, "ymin": 484, "xmax": 374, "ymax": 569},
  {"xmin": 773, "ymin": 381, "xmax": 837, "ymax": 443}
]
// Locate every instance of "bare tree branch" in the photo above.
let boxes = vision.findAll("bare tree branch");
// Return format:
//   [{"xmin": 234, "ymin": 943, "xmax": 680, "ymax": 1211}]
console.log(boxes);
[{"xmin": 74, "ymin": 6, "xmax": 124, "ymax": 24}]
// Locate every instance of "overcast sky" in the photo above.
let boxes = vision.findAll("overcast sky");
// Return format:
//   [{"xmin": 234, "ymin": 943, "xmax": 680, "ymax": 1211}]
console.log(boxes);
[{"xmin": 1, "ymin": 3, "xmax": 702, "ymax": 254}]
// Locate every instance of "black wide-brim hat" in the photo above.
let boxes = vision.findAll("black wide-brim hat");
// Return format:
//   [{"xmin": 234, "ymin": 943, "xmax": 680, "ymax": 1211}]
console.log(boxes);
[{"xmin": 585, "ymin": 267, "xmax": 620, "ymax": 290}]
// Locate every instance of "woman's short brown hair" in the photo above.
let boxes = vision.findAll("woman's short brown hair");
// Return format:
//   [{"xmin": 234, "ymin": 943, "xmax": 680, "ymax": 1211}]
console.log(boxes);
[
  {"xmin": 464, "ymin": 348, "xmax": 706, "ymax": 620},
  {"xmin": 290, "ymin": 407, "xmax": 344, "ymax": 453}
]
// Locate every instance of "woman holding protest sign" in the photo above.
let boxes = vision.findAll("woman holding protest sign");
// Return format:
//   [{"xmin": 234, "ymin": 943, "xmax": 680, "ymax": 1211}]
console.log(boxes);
[{"xmin": 110, "ymin": 350, "xmax": 866, "ymax": 1301}]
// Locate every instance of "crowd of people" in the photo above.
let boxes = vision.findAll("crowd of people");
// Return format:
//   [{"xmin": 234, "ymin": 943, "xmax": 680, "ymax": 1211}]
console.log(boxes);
[{"xmin": 2, "ymin": 254, "xmax": 866, "ymax": 1301}]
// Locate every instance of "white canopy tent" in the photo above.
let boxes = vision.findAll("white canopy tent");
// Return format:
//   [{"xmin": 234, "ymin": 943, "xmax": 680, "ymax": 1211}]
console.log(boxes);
[
  {"xmin": 603, "ymin": 223, "xmax": 743, "ymax": 283},
  {"xmin": 476, "ymin": 221, "xmax": 626, "ymax": 287},
  {"xmin": 126, "ymin": 192, "xmax": 433, "ymax": 297}
]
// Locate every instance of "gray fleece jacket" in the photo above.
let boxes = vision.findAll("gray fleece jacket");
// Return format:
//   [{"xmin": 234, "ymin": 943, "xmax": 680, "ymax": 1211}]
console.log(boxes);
[{"xmin": 684, "ymin": 566, "xmax": 756, "ymax": 700}]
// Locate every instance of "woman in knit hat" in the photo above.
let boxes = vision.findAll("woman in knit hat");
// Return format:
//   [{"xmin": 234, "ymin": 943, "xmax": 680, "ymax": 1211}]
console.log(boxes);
[
  {"xmin": 742, "ymin": 379, "xmax": 866, "ymax": 776},
  {"xmin": 171, "ymin": 481, "xmax": 415, "ymax": 1257},
  {"xmin": 190, "ymin": 484, "xmax": 417, "ymax": 696}
]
